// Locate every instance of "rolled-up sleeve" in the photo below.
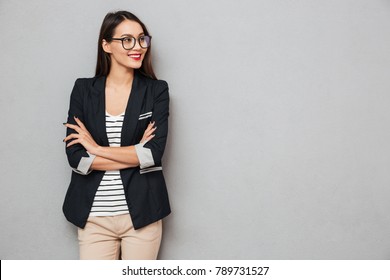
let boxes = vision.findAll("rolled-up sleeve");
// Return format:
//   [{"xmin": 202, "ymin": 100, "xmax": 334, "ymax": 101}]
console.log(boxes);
[
  {"xmin": 71, "ymin": 152, "xmax": 96, "ymax": 175},
  {"xmin": 135, "ymin": 142, "xmax": 155, "ymax": 169}
]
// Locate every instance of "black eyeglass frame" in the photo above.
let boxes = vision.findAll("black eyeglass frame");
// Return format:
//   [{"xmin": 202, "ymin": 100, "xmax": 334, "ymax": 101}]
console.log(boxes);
[{"xmin": 110, "ymin": 35, "xmax": 152, "ymax": 50}]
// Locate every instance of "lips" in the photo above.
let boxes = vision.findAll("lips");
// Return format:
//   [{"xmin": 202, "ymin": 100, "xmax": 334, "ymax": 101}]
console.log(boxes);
[{"xmin": 128, "ymin": 53, "xmax": 142, "ymax": 61}]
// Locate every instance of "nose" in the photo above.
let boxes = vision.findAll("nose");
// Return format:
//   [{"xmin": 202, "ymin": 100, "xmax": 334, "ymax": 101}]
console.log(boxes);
[{"xmin": 132, "ymin": 38, "xmax": 142, "ymax": 50}]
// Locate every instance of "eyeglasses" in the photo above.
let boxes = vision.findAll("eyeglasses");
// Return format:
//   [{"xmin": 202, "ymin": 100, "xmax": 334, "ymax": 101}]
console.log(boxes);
[{"xmin": 110, "ymin": 35, "xmax": 152, "ymax": 50}]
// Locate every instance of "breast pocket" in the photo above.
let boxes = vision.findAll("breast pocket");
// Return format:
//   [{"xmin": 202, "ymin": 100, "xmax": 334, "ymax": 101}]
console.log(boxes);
[
  {"xmin": 139, "ymin": 111, "xmax": 152, "ymax": 120},
  {"xmin": 136, "ymin": 111, "xmax": 153, "ymax": 139}
]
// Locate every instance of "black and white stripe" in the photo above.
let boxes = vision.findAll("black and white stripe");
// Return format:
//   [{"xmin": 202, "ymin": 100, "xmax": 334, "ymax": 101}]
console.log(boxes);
[
  {"xmin": 139, "ymin": 111, "xmax": 152, "ymax": 120},
  {"xmin": 106, "ymin": 113, "xmax": 124, "ymax": 147},
  {"xmin": 90, "ymin": 112, "xmax": 129, "ymax": 216},
  {"xmin": 140, "ymin": 166, "xmax": 163, "ymax": 174}
]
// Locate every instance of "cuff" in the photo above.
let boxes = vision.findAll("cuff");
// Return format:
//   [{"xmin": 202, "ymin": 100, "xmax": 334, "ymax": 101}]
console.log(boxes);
[
  {"xmin": 135, "ymin": 142, "xmax": 155, "ymax": 169},
  {"xmin": 72, "ymin": 152, "xmax": 96, "ymax": 175}
]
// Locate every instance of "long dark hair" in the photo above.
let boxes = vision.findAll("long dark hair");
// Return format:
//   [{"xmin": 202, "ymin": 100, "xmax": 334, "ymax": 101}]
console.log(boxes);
[{"xmin": 95, "ymin": 11, "xmax": 157, "ymax": 79}]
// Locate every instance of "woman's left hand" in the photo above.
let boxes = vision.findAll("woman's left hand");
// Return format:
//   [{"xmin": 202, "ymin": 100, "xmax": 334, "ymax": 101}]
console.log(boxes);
[{"xmin": 63, "ymin": 116, "xmax": 100, "ymax": 154}]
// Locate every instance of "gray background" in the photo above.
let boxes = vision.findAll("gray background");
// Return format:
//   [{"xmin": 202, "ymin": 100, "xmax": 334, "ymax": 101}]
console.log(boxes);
[{"xmin": 1, "ymin": 0, "xmax": 390, "ymax": 259}]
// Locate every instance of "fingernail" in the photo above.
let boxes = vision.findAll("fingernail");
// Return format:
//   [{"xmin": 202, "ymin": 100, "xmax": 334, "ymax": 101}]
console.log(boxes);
[
  {"xmin": 63, "ymin": 123, "xmax": 66, "ymax": 125},
  {"xmin": 62, "ymin": 139, "xmax": 65, "ymax": 142}
]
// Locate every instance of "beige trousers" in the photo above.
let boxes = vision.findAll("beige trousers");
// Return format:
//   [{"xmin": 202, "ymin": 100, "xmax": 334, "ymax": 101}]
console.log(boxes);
[{"xmin": 78, "ymin": 214, "xmax": 162, "ymax": 260}]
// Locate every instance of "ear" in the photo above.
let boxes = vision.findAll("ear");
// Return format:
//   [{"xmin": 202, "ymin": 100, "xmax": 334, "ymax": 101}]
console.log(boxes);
[{"xmin": 102, "ymin": 39, "xmax": 112, "ymax": 54}]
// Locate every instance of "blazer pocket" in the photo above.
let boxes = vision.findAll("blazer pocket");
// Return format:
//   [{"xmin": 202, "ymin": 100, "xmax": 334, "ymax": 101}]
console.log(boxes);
[{"xmin": 139, "ymin": 111, "xmax": 152, "ymax": 120}]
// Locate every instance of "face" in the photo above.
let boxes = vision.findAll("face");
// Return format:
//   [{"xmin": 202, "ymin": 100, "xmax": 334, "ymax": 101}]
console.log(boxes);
[{"xmin": 102, "ymin": 19, "xmax": 148, "ymax": 71}]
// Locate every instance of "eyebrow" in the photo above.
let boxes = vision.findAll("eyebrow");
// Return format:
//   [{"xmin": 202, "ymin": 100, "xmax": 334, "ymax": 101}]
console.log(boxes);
[{"xmin": 120, "ymin": 33, "xmax": 145, "ymax": 37}]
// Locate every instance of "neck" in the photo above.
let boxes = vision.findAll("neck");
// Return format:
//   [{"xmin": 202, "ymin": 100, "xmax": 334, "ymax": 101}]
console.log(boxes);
[{"xmin": 107, "ymin": 65, "xmax": 135, "ymax": 87}]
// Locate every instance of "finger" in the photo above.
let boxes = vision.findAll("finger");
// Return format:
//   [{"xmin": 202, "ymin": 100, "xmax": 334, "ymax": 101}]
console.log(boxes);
[
  {"xmin": 148, "ymin": 121, "xmax": 156, "ymax": 128},
  {"xmin": 64, "ymin": 123, "xmax": 82, "ymax": 133},
  {"xmin": 66, "ymin": 139, "xmax": 80, "ymax": 147},
  {"xmin": 144, "ymin": 134, "xmax": 155, "ymax": 143},
  {"xmin": 144, "ymin": 122, "xmax": 154, "ymax": 132},
  {"xmin": 142, "ymin": 127, "xmax": 157, "ymax": 139},
  {"xmin": 144, "ymin": 125, "xmax": 157, "ymax": 134},
  {"xmin": 145, "ymin": 123, "xmax": 157, "ymax": 133},
  {"xmin": 63, "ymin": 133, "xmax": 81, "ymax": 142},
  {"xmin": 74, "ymin": 116, "xmax": 87, "ymax": 130}
]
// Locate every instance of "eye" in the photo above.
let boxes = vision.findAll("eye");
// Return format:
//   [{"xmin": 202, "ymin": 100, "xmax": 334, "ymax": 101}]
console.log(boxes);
[{"xmin": 122, "ymin": 37, "xmax": 133, "ymax": 43}]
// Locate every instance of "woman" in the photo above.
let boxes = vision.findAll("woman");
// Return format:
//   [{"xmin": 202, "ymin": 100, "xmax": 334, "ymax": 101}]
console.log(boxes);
[{"xmin": 62, "ymin": 11, "xmax": 171, "ymax": 260}]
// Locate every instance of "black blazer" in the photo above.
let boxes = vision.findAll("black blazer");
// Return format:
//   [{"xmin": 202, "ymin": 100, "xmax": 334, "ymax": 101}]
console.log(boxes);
[{"xmin": 63, "ymin": 72, "xmax": 171, "ymax": 229}]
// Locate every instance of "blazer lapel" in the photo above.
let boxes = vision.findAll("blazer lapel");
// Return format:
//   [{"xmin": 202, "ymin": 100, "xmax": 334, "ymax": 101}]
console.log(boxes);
[
  {"xmin": 122, "ymin": 72, "xmax": 147, "ymax": 146},
  {"xmin": 90, "ymin": 76, "xmax": 109, "ymax": 147}
]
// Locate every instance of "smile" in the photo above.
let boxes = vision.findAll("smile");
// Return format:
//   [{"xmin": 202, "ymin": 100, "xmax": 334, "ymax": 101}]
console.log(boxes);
[{"xmin": 128, "ymin": 53, "xmax": 142, "ymax": 61}]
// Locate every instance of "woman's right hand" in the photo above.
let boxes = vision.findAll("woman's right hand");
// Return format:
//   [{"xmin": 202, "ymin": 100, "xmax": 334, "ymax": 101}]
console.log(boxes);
[{"xmin": 140, "ymin": 121, "xmax": 156, "ymax": 144}]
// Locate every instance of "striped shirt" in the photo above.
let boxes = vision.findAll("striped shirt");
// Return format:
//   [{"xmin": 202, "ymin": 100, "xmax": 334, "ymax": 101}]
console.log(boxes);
[{"xmin": 89, "ymin": 112, "xmax": 129, "ymax": 216}]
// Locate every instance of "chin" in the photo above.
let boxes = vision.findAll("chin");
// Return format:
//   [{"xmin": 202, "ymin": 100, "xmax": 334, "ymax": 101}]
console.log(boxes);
[{"xmin": 128, "ymin": 61, "xmax": 143, "ymax": 69}]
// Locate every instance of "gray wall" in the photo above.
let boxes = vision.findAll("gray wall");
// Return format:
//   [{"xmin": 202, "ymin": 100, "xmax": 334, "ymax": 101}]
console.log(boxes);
[{"xmin": 1, "ymin": 0, "xmax": 390, "ymax": 259}]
